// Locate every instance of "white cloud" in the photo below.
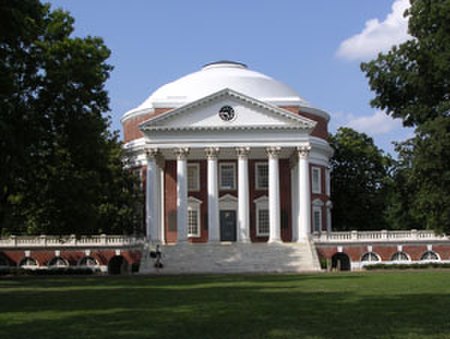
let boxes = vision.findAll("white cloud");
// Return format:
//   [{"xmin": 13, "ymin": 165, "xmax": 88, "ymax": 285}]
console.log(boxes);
[
  {"xmin": 346, "ymin": 110, "xmax": 403, "ymax": 136},
  {"xmin": 336, "ymin": 0, "xmax": 411, "ymax": 61}
]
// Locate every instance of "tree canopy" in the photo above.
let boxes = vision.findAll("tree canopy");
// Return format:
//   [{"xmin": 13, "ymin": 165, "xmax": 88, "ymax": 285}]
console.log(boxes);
[
  {"xmin": 361, "ymin": 0, "xmax": 450, "ymax": 233},
  {"xmin": 0, "ymin": 1, "xmax": 142, "ymax": 235},
  {"xmin": 330, "ymin": 128, "xmax": 391, "ymax": 231}
]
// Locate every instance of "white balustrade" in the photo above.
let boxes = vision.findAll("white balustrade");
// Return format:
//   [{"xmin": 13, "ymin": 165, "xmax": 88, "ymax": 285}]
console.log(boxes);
[
  {"xmin": 312, "ymin": 230, "xmax": 446, "ymax": 243},
  {"xmin": 0, "ymin": 235, "xmax": 145, "ymax": 248}
]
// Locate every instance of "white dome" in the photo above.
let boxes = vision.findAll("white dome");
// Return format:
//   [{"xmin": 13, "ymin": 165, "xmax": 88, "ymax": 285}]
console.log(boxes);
[{"xmin": 123, "ymin": 61, "xmax": 310, "ymax": 120}]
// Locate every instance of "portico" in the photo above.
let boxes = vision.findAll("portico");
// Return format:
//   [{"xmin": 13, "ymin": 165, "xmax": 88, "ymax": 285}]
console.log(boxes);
[{"xmin": 143, "ymin": 142, "xmax": 316, "ymax": 244}]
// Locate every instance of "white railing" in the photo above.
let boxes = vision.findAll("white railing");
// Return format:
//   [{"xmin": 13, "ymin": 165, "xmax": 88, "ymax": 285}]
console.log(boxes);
[
  {"xmin": 0, "ymin": 234, "xmax": 145, "ymax": 248},
  {"xmin": 312, "ymin": 230, "xmax": 448, "ymax": 243}
]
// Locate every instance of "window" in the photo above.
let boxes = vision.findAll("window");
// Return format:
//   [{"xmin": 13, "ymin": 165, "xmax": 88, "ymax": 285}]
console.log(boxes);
[
  {"xmin": 313, "ymin": 206, "xmax": 322, "ymax": 232},
  {"xmin": 188, "ymin": 163, "xmax": 200, "ymax": 191},
  {"xmin": 255, "ymin": 162, "xmax": 268, "ymax": 190},
  {"xmin": 79, "ymin": 256, "xmax": 99, "ymax": 267},
  {"xmin": 312, "ymin": 167, "xmax": 321, "ymax": 193},
  {"xmin": 19, "ymin": 257, "xmax": 38, "ymax": 267},
  {"xmin": 420, "ymin": 251, "xmax": 439, "ymax": 261},
  {"xmin": 219, "ymin": 163, "xmax": 236, "ymax": 190},
  {"xmin": 257, "ymin": 209, "xmax": 270, "ymax": 236},
  {"xmin": 361, "ymin": 252, "xmax": 380, "ymax": 262},
  {"xmin": 391, "ymin": 252, "xmax": 409, "ymax": 262},
  {"xmin": 312, "ymin": 199, "xmax": 324, "ymax": 233},
  {"xmin": 188, "ymin": 197, "xmax": 202, "ymax": 237},
  {"xmin": 325, "ymin": 168, "xmax": 331, "ymax": 196},
  {"xmin": 48, "ymin": 256, "xmax": 69, "ymax": 268},
  {"xmin": 254, "ymin": 196, "xmax": 269, "ymax": 236}
]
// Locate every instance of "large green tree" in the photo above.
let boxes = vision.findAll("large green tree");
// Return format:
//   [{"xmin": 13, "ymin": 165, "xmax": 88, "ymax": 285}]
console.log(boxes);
[
  {"xmin": 361, "ymin": 0, "xmax": 450, "ymax": 233},
  {"xmin": 330, "ymin": 128, "xmax": 391, "ymax": 231},
  {"xmin": 0, "ymin": 1, "xmax": 142, "ymax": 235}
]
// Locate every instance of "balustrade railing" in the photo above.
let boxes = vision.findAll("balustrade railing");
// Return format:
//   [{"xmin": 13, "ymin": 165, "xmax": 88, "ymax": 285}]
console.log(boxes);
[
  {"xmin": 312, "ymin": 230, "xmax": 447, "ymax": 242},
  {"xmin": 0, "ymin": 235, "xmax": 145, "ymax": 248}
]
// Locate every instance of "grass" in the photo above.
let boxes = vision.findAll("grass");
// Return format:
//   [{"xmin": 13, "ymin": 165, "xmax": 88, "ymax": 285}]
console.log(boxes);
[{"xmin": 1, "ymin": 271, "xmax": 450, "ymax": 339}]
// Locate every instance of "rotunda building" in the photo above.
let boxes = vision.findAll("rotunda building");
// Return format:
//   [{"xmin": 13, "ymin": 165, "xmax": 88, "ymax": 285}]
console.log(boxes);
[{"xmin": 122, "ymin": 61, "xmax": 333, "ymax": 247}]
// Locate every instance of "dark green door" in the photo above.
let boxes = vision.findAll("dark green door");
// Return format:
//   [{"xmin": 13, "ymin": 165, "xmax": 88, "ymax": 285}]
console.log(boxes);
[{"xmin": 220, "ymin": 210, "xmax": 236, "ymax": 241}]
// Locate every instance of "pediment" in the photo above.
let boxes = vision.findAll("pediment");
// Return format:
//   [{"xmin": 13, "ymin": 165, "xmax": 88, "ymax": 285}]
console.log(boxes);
[{"xmin": 140, "ymin": 89, "xmax": 316, "ymax": 132}]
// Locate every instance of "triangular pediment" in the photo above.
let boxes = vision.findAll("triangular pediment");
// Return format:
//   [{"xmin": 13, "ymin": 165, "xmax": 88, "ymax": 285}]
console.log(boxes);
[{"xmin": 140, "ymin": 89, "xmax": 316, "ymax": 132}]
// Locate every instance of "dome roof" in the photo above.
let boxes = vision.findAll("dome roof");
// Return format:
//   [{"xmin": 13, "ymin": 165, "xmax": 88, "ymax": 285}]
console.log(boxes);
[{"xmin": 123, "ymin": 61, "xmax": 311, "ymax": 120}]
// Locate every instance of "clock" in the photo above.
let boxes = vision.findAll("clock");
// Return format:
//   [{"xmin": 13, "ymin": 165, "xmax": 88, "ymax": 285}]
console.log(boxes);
[{"xmin": 219, "ymin": 105, "xmax": 235, "ymax": 121}]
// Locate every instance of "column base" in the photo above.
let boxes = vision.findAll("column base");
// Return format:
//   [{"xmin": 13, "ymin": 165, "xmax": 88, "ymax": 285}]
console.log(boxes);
[{"xmin": 268, "ymin": 238, "xmax": 282, "ymax": 244}]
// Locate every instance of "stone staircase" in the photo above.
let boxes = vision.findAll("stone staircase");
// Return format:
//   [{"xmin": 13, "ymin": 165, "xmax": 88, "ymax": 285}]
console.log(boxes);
[{"xmin": 139, "ymin": 241, "xmax": 321, "ymax": 274}]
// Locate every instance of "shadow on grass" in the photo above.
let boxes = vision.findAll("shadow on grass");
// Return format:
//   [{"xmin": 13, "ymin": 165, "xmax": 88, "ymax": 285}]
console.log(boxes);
[{"xmin": 0, "ymin": 273, "xmax": 449, "ymax": 339}]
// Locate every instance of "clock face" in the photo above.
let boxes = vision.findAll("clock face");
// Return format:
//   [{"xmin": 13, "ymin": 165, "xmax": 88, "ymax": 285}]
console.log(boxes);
[{"xmin": 219, "ymin": 105, "xmax": 235, "ymax": 121}]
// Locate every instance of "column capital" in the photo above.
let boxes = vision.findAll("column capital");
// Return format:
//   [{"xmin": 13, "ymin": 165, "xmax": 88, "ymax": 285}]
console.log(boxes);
[
  {"xmin": 297, "ymin": 144, "xmax": 311, "ymax": 159},
  {"xmin": 173, "ymin": 147, "xmax": 190, "ymax": 160},
  {"xmin": 266, "ymin": 146, "xmax": 281, "ymax": 159},
  {"xmin": 205, "ymin": 147, "xmax": 220, "ymax": 160},
  {"xmin": 236, "ymin": 147, "xmax": 250, "ymax": 159},
  {"xmin": 146, "ymin": 147, "xmax": 159, "ymax": 159}
]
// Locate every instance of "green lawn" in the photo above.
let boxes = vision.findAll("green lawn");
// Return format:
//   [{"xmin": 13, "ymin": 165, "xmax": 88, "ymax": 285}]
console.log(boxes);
[{"xmin": 1, "ymin": 272, "xmax": 450, "ymax": 339}]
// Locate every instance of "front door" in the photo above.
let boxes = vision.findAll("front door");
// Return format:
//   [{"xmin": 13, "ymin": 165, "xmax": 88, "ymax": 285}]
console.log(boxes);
[{"xmin": 220, "ymin": 210, "xmax": 236, "ymax": 241}]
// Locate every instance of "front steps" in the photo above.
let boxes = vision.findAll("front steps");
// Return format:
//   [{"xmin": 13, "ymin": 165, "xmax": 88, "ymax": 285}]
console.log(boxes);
[{"xmin": 139, "ymin": 241, "xmax": 321, "ymax": 274}]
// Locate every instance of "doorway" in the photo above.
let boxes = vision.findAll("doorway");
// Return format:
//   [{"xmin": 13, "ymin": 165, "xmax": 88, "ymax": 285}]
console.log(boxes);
[{"xmin": 220, "ymin": 210, "xmax": 236, "ymax": 241}]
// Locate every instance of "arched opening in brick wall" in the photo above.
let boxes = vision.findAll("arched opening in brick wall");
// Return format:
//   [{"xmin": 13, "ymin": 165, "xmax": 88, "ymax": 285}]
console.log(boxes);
[
  {"xmin": 331, "ymin": 253, "xmax": 351, "ymax": 271},
  {"xmin": 19, "ymin": 257, "xmax": 38, "ymax": 268},
  {"xmin": 108, "ymin": 255, "xmax": 129, "ymax": 275}
]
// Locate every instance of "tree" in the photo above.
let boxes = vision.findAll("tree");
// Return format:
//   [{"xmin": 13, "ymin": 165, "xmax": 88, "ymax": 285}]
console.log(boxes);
[
  {"xmin": 330, "ymin": 128, "xmax": 391, "ymax": 231},
  {"xmin": 361, "ymin": 0, "xmax": 450, "ymax": 233},
  {"xmin": 0, "ymin": 1, "xmax": 142, "ymax": 235}
]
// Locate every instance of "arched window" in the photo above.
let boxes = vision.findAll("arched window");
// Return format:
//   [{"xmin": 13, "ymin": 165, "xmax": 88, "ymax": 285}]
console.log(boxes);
[
  {"xmin": 79, "ymin": 256, "xmax": 99, "ymax": 267},
  {"xmin": 420, "ymin": 251, "xmax": 439, "ymax": 261},
  {"xmin": 48, "ymin": 256, "xmax": 69, "ymax": 268},
  {"xmin": 361, "ymin": 252, "xmax": 380, "ymax": 263},
  {"xmin": 19, "ymin": 257, "xmax": 38, "ymax": 267},
  {"xmin": 391, "ymin": 252, "xmax": 410, "ymax": 262}
]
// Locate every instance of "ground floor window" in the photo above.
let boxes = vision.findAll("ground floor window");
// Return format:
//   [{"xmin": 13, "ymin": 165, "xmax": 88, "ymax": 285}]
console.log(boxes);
[
  {"xmin": 420, "ymin": 251, "xmax": 439, "ymax": 261},
  {"xmin": 188, "ymin": 197, "xmax": 202, "ymax": 237},
  {"xmin": 361, "ymin": 252, "xmax": 380, "ymax": 262},
  {"xmin": 391, "ymin": 251, "xmax": 410, "ymax": 262},
  {"xmin": 254, "ymin": 196, "xmax": 269, "ymax": 236}
]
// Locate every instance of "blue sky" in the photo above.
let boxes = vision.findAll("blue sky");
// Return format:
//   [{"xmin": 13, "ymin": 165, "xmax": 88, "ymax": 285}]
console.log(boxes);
[{"xmin": 47, "ymin": 0, "xmax": 413, "ymax": 154}]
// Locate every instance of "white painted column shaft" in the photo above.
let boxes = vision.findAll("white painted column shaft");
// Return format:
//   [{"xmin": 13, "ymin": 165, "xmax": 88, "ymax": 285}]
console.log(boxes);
[
  {"xmin": 145, "ymin": 148, "xmax": 159, "ymax": 242},
  {"xmin": 237, "ymin": 147, "xmax": 250, "ymax": 243},
  {"xmin": 267, "ymin": 147, "xmax": 281, "ymax": 243},
  {"xmin": 206, "ymin": 147, "xmax": 220, "ymax": 242},
  {"xmin": 175, "ymin": 148, "xmax": 189, "ymax": 243},
  {"xmin": 298, "ymin": 144, "xmax": 311, "ymax": 241},
  {"xmin": 290, "ymin": 160, "xmax": 299, "ymax": 242}
]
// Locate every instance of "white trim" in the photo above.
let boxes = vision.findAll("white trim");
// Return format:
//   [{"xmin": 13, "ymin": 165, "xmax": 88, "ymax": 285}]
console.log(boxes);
[
  {"xmin": 312, "ymin": 166, "xmax": 321, "ymax": 194},
  {"xmin": 140, "ymin": 88, "xmax": 317, "ymax": 131},
  {"xmin": 219, "ymin": 162, "xmax": 236, "ymax": 190},
  {"xmin": 255, "ymin": 162, "xmax": 269, "ymax": 190},
  {"xmin": 187, "ymin": 163, "xmax": 200, "ymax": 191},
  {"xmin": 219, "ymin": 194, "xmax": 238, "ymax": 210}
]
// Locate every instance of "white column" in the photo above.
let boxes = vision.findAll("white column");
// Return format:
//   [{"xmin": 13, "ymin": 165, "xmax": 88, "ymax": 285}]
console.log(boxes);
[
  {"xmin": 206, "ymin": 147, "xmax": 220, "ymax": 242},
  {"xmin": 290, "ymin": 156, "xmax": 299, "ymax": 242},
  {"xmin": 174, "ymin": 147, "xmax": 190, "ymax": 243},
  {"xmin": 236, "ymin": 147, "xmax": 250, "ymax": 243},
  {"xmin": 267, "ymin": 147, "xmax": 281, "ymax": 243},
  {"xmin": 297, "ymin": 144, "xmax": 311, "ymax": 241},
  {"xmin": 145, "ymin": 148, "xmax": 159, "ymax": 241}
]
